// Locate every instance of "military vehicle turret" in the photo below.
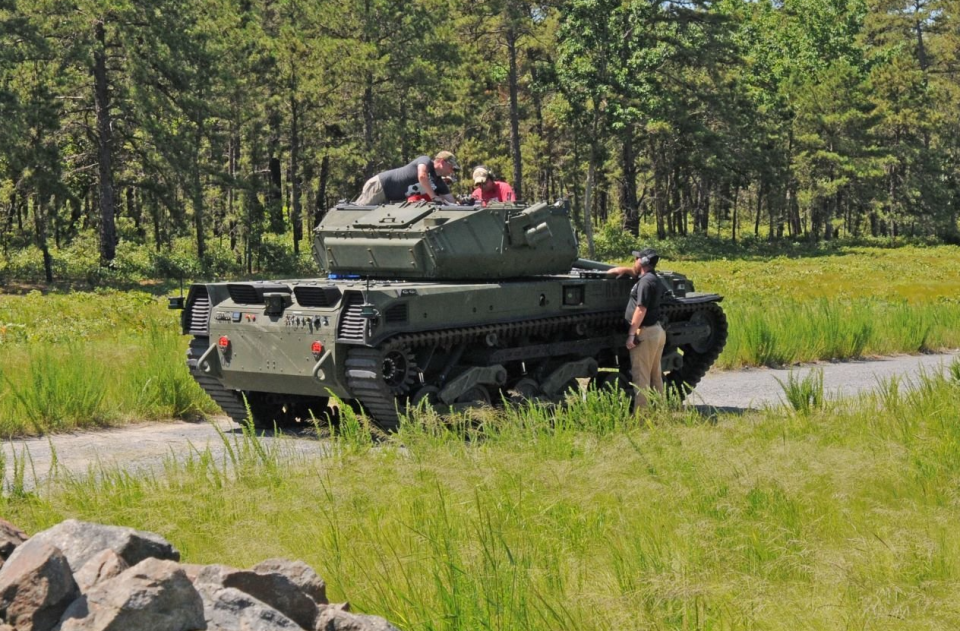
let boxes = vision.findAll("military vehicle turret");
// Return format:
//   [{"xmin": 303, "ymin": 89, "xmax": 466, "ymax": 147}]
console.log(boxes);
[{"xmin": 173, "ymin": 200, "xmax": 727, "ymax": 432}]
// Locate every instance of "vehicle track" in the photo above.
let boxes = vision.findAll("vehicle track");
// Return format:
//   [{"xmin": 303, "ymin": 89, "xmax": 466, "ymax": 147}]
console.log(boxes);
[{"xmin": 3, "ymin": 351, "xmax": 956, "ymax": 489}]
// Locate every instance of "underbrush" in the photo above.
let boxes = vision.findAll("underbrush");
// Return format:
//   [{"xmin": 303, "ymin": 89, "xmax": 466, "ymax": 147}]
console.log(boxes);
[
  {"xmin": 0, "ymin": 232, "xmax": 316, "ymax": 285},
  {"xmin": 3, "ymin": 361, "xmax": 960, "ymax": 629}
]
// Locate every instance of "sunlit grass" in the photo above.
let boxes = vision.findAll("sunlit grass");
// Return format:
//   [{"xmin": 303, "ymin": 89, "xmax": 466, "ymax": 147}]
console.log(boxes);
[
  {"xmin": 0, "ymin": 292, "xmax": 214, "ymax": 437},
  {"xmin": 643, "ymin": 244, "xmax": 960, "ymax": 303},
  {"xmin": 4, "ymin": 361, "xmax": 960, "ymax": 629},
  {"xmin": 717, "ymin": 297, "xmax": 960, "ymax": 367}
]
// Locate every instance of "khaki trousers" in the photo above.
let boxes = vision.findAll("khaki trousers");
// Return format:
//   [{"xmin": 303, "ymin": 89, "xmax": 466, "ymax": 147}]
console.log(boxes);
[
  {"xmin": 629, "ymin": 323, "xmax": 666, "ymax": 410},
  {"xmin": 355, "ymin": 176, "xmax": 388, "ymax": 205}
]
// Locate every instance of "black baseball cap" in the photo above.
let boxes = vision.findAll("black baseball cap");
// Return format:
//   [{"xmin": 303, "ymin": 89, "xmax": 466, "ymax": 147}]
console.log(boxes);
[{"xmin": 632, "ymin": 248, "xmax": 660, "ymax": 266}]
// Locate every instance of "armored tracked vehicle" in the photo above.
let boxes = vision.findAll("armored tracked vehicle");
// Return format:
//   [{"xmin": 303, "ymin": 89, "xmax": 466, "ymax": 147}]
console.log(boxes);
[{"xmin": 173, "ymin": 200, "xmax": 727, "ymax": 431}]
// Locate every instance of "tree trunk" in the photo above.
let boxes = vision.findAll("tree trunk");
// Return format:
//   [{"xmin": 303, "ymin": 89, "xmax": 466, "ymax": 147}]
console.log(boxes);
[
  {"xmin": 731, "ymin": 186, "xmax": 739, "ymax": 244},
  {"xmin": 17, "ymin": 188, "xmax": 24, "ymax": 232},
  {"xmin": 583, "ymin": 158, "xmax": 597, "ymax": 258},
  {"xmin": 506, "ymin": 23, "xmax": 523, "ymax": 200},
  {"xmin": 768, "ymin": 185, "xmax": 777, "ymax": 240},
  {"xmin": 581, "ymin": 109, "xmax": 599, "ymax": 258},
  {"xmin": 193, "ymin": 118, "xmax": 206, "ymax": 262},
  {"xmin": 531, "ymin": 65, "xmax": 549, "ymax": 201},
  {"xmin": 316, "ymin": 153, "xmax": 329, "ymax": 228},
  {"xmin": 290, "ymin": 94, "xmax": 302, "ymax": 255},
  {"xmin": 619, "ymin": 126, "xmax": 639, "ymax": 236},
  {"xmin": 93, "ymin": 19, "xmax": 116, "ymax": 265},
  {"xmin": 267, "ymin": 132, "xmax": 284, "ymax": 233},
  {"xmin": 228, "ymin": 122, "xmax": 238, "ymax": 252},
  {"xmin": 362, "ymin": 72, "xmax": 375, "ymax": 180},
  {"xmin": 34, "ymin": 195, "xmax": 53, "ymax": 283},
  {"xmin": 754, "ymin": 182, "xmax": 763, "ymax": 237},
  {"xmin": 4, "ymin": 188, "xmax": 17, "ymax": 250}
]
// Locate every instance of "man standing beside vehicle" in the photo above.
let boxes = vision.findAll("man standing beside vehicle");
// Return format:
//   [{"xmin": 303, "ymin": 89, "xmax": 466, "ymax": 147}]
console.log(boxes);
[
  {"xmin": 607, "ymin": 248, "xmax": 667, "ymax": 411},
  {"xmin": 356, "ymin": 152, "xmax": 460, "ymax": 205}
]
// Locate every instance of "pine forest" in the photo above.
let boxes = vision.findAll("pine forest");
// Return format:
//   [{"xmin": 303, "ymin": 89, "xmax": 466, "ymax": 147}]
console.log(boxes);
[{"xmin": 2, "ymin": 0, "xmax": 960, "ymax": 281}]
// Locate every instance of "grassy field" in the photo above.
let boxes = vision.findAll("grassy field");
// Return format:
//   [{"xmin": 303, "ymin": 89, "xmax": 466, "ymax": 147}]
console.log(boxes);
[
  {"xmin": 0, "ymin": 290, "xmax": 216, "ymax": 436},
  {"xmin": 608, "ymin": 244, "xmax": 960, "ymax": 367},
  {"xmin": 3, "ymin": 362, "xmax": 960, "ymax": 629},
  {"xmin": 0, "ymin": 243, "xmax": 957, "ymax": 437}
]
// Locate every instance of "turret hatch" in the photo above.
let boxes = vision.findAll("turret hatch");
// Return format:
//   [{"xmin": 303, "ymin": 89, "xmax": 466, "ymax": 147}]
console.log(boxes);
[{"xmin": 350, "ymin": 205, "xmax": 435, "ymax": 229}]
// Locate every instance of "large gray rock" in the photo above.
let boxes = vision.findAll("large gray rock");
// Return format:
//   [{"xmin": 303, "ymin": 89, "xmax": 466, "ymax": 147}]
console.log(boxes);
[
  {"xmin": 180, "ymin": 563, "xmax": 206, "ymax": 584},
  {"xmin": 0, "ymin": 538, "xmax": 79, "ymax": 631},
  {"xmin": 197, "ymin": 564, "xmax": 318, "ymax": 630},
  {"xmin": 0, "ymin": 519, "xmax": 28, "ymax": 564},
  {"xmin": 252, "ymin": 559, "xmax": 327, "ymax": 605},
  {"xmin": 315, "ymin": 608, "xmax": 399, "ymax": 631},
  {"xmin": 56, "ymin": 558, "xmax": 203, "ymax": 631},
  {"xmin": 28, "ymin": 520, "xmax": 179, "ymax": 572},
  {"xmin": 72, "ymin": 550, "xmax": 128, "ymax": 593},
  {"xmin": 196, "ymin": 582, "xmax": 303, "ymax": 631}
]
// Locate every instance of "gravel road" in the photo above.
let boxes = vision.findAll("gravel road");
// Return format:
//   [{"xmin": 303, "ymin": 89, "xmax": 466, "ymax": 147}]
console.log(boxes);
[{"xmin": 3, "ymin": 351, "xmax": 956, "ymax": 489}]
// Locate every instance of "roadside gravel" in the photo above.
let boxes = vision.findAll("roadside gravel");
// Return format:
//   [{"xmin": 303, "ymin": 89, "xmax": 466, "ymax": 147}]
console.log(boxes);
[{"xmin": 3, "ymin": 351, "xmax": 957, "ymax": 489}]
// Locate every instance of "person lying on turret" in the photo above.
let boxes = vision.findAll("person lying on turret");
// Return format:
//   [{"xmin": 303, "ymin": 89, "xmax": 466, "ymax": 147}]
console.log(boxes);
[{"xmin": 355, "ymin": 152, "xmax": 460, "ymax": 205}]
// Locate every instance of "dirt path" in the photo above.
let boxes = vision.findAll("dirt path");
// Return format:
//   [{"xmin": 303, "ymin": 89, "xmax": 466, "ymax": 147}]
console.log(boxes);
[
  {"xmin": 689, "ymin": 351, "xmax": 958, "ymax": 411},
  {"xmin": 3, "ymin": 351, "xmax": 956, "ymax": 489}
]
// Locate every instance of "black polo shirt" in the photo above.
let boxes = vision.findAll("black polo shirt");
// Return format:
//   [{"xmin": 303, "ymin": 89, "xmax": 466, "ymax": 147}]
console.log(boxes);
[{"xmin": 626, "ymin": 271, "xmax": 663, "ymax": 326}]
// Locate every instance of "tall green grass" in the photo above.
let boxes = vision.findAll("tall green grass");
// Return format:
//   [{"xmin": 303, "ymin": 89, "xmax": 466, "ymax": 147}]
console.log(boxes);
[
  {"xmin": 718, "ymin": 297, "xmax": 959, "ymax": 368},
  {"xmin": 4, "ymin": 361, "xmax": 960, "ymax": 629},
  {"xmin": 0, "ymin": 292, "xmax": 215, "ymax": 437},
  {"xmin": 776, "ymin": 368, "xmax": 825, "ymax": 414}
]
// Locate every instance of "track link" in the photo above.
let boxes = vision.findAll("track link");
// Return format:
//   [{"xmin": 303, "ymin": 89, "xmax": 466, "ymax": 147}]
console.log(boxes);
[{"xmin": 345, "ymin": 311, "xmax": 624, "ymax": 431}]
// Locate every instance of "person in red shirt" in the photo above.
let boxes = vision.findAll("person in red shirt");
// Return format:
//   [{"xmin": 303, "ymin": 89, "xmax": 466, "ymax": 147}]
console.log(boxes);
[{"xmin": 470, "ymin": 166, "xmax": 515, "ymax": 204}]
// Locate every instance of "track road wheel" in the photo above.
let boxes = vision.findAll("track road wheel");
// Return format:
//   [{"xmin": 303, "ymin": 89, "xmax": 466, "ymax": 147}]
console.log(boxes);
[
  {"xmin": 687, "ymin": 308, "xmax": 722, "ymax": 355},
  {"xmin": 666, "ymin": 302, "xmax": 728, "ymax": 401},
  {"xmin": 454, "ymin": 386, "xmax": 492, "ymax": 410},
  {"xmin": 595, "ymin": 371, "xmax": 632, "ymax": 393},
  {"xmin": 512, "ymin": 378, "xmax": 543, "ymax": 403},
  {"xmin": 407, "ymin": 386, "xmax": 443, "ymax": 416},
  {"xmin": 560, "ymin": 379, "xmax": 583, "ymax": 402}
]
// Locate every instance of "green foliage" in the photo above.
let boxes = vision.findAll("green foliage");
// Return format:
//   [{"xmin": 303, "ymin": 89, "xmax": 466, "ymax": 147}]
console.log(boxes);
[
  {"xmin": 718, "ymin": 297, "xmax": 956, "ymax": 368},
  {"xmin": 3, "ymin": 0, "xmax": 960, "ymax": 285}
]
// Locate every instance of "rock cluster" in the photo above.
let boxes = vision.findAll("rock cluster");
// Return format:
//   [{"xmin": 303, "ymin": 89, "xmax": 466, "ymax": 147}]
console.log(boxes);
[{"xmin": 0, "ymin": 518, "xmax": 398, "ymax": 631}]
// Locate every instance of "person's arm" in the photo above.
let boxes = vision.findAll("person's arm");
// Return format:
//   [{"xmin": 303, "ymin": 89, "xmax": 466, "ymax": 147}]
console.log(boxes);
[
  {"xmin": 416, "ymin": 163, "xmax": 437, "ymax": 200},
  {"xmin": 625, "ymin": 305, "xmax": 647, "ymax": 349},
  {"xmin": 606, "ymin": 266, "xmax": 636, "ymax": 278}
]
